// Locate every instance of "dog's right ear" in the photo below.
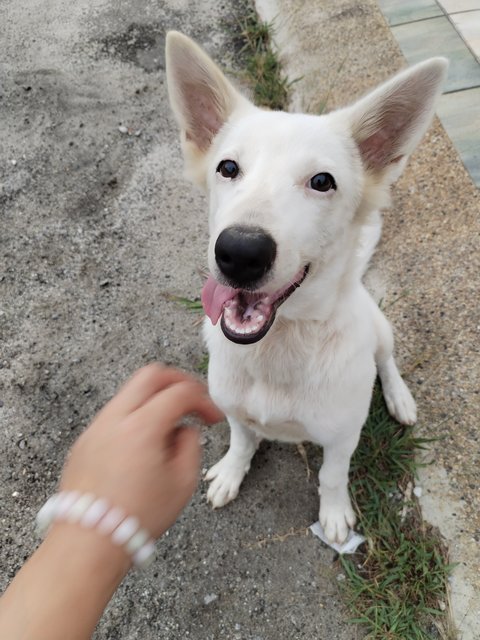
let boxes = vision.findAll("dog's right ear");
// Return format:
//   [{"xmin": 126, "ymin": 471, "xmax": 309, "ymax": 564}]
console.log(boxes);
[
  {"xmin": 344, "ymin": 57, "xmax": 448, "ymax": 185},
  {"xmin": 166, "ymin": 31, "xmax": 251, "ymax": 184}
]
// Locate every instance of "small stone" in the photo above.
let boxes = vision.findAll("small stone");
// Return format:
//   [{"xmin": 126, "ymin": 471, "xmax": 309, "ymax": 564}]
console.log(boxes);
[
  {"xmin": 133, "ymin": 129, "xmax": 142, "ymax": 137},
  {"xmin": 11, "ymin": 159, "xmax": 17, "ymax": 166},
  {"xmin": 413, "ymin": 486, "xmax": 423, "ymax": 497},
  {"xmin": 336, "ymin": 573, "xmax": 346, "ymax": 582},
  {"xmin": 12, "ymin": 491, "xmax": 19, "ymax": 498},
  {"xmin": 118, "ymin": 125, "xmax": 128, "ymax": 134},
  {"xmin": 204, "ymin": 593, "xmax": 218, "ymax": 605}
]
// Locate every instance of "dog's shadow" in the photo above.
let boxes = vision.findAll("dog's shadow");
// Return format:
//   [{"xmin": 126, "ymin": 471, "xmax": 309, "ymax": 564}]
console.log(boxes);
[{"xmin": 202, "ymin": 431, "xmax": 322, "ymax": 532}]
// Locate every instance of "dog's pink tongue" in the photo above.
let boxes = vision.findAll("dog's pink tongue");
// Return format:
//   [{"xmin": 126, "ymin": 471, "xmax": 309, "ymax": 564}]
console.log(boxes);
[{"xmin": 201, "ymin": 275, "xmax": 239, "ymax": 325}]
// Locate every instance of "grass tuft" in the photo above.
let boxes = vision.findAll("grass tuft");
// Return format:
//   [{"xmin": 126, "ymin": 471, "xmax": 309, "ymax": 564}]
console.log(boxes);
[
  {"xmin": 166, "ymin": 295, "xmax": 203, "ymax": 313},
  {"xmin": 235, "ymin": 8, "xmax": 292, "ymax": 110}
]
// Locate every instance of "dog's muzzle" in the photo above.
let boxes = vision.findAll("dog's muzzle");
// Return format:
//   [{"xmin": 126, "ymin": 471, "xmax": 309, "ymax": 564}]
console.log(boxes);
[{"xmin": 202, "ymin": 264, "xmax": 310, "ymax": 345}]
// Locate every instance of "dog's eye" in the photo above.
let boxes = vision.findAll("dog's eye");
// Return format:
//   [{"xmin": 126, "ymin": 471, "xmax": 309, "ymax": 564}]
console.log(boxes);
[
  {"xmin": 216, "ymin": 159, "xmax": 240, "ymax": 179},
  {"xmin": 310, "ymin": 173, "xmax": 336, "ymax": 192}
]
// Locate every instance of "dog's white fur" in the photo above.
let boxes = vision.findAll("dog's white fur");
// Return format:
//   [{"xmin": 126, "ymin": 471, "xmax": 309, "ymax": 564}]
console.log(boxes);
[{"xmin": 166, "ymin": 32, "xmax": 447, "ymax": 543}]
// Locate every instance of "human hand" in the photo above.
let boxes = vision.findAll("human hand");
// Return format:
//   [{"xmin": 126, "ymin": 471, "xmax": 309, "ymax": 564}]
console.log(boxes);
[{"xmin": 58, "ymin": 364, "xmax": 223, "ymax": 539}]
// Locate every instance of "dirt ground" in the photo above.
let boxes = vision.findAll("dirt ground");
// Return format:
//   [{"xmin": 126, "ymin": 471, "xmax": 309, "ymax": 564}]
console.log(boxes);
[{"xmin": 0, "ymin": 1, "xmax": 359, "ymax": 638}]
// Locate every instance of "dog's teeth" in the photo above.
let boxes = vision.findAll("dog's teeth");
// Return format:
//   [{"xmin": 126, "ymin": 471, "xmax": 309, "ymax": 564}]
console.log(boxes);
[
  {"xmin": 257, "ymin": 315, "xmax": 264, "ymax": 322},
  {"xmin": 245, "ymin": 327, "xmax": 252, "ymax": 334}
]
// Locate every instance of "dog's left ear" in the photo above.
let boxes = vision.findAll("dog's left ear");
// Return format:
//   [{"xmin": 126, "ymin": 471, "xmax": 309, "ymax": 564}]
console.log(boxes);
[
  {"xmin": 345, "ymin": 58, "xmax": 448, "ymax": 182},
  {"xmin": 166, "ymin": 31, "xmax": 252, "ymax": 184}
]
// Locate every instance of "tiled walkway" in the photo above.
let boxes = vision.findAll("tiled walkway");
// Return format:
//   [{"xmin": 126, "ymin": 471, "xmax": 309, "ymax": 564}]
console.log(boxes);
[{"xmin": 378, "ymin": 0, "xmax": 480, "ymax": 187}]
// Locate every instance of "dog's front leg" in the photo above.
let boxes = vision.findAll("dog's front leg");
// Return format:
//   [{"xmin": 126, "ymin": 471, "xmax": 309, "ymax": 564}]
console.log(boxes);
[
  {"xmin": 205, "ymin": 417, "xmax": 261, "ymax": 508},
  {"xmin": 318, "ymin": 435, "xmax": 359, "ymax": 543},
  {"xmin": 372, "ymin": 300, "xmax": 417, "ymax": 425}
]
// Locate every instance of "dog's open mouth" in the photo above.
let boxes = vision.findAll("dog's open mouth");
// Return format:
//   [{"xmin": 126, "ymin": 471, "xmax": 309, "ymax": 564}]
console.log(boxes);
[{"xmin": 201, "ymin": 265, "xmax": 309, "ymax": 344}]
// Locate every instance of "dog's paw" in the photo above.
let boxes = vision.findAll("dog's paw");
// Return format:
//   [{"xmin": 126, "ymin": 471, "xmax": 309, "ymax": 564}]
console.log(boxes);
[
  {"xmin": 205, "ymin": 454, "xmax": 250, "ymax": 508},
  {"xmin": 383, "ymin": 376, "xmax": 417, "ymax": 426},
  {"xmin": 319, "ymin": 500, "xmax": 356, "ymax": 544}
]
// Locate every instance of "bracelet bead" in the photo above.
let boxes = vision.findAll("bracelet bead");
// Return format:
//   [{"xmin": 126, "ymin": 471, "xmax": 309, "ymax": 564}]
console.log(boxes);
[
  {"xmin": 111, "ymin": 516, "xmax": 139, "ymax": 546},
  {"xmin": 125, "ymin": 528, "xmax": 149, "ymax": 555},
  {"xmin": 56, "ymin": 491, "xmax": 81, "ymax": 519},
  {"xmin": 133, "ymin": 539, "xmax": 156, "ymax": 569},
  {"xmin": 81, "ymin": 498, "xmax": 110, "ymax": 528},
  {"xmin": 67, "ymin": 493, "xmax": 95, "ymax": 523},
  {"xmin": 97, "ymin": 506, "xmax": 125, "ymax": 536}
]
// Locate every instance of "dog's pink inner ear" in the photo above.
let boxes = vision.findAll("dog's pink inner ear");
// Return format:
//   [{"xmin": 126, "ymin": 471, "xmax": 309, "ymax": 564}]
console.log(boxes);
[
  {"xmin": 181, "ymin": 83, "xmax": 226, "ymax": 151},
  {"xmin": 351, "ymin": 65, "xmax": 442, "ymax": 173},
  {"xmin": 357, "ymin": 125, "xmax": 406, "ymax": 170},
  {"xmin": 354, "ymin": 94, "xmax": 423, "ymax": 172}
]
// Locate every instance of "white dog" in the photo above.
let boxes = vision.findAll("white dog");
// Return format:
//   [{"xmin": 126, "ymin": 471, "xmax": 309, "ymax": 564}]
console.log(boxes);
[{"xmin": 166, "ymin": 32, "xmax": 447, "ymax": 543}]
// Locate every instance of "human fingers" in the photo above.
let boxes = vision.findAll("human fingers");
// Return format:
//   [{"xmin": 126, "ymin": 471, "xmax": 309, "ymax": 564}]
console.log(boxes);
[
  {"xmin": 97, "ymin": 364, "xmax": 195, "ymax": 423},
  {"xmin": 131, "ymin": 380, "xmax": 224, "ymax": 439},
  {"xmin": 170, "ymin": 426, "xmax": 201, "ymax": 479}
]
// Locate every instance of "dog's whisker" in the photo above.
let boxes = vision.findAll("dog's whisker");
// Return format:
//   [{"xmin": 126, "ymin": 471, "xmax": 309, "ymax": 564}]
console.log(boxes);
[{"xmin": 197, "ymin": 266, "xmax": 209, "ymax": 280}]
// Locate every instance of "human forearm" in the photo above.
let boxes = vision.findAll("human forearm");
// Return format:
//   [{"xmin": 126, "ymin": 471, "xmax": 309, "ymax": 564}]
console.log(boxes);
[
  {"xmin": 0, "ymin": 364, "xmax": 222, "ymax": 639},
  {"xmin": 0, "ymin": 523, "xmax": 130, "ymax": 640}
]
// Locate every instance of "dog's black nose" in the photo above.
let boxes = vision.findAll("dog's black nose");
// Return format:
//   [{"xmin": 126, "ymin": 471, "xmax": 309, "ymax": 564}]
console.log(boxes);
[{"xmin": 215, "ymin": 225, "xmax": 277, "ymax": 287}]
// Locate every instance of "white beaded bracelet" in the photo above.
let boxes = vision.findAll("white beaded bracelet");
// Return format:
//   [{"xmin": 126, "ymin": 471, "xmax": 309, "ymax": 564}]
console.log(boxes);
[{"xmin": 36, "ymin": 491, "xmax": 156, "ymax": 569}]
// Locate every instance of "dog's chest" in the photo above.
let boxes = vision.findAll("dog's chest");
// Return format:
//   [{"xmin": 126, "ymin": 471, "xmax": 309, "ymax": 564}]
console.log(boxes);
[
  {"xmin": 240, "ymin": 414, "xmax": 309, "ymax": 442},
  {"xmin": 206, "ymin": 315, "xmax": 377, "ymax": 444},
  {"xmin": 206, "ymin": 322, "xmax": 349, "ymax": 443}
]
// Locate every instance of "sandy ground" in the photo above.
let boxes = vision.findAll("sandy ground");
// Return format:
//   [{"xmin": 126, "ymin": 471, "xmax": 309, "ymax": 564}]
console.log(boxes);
[{"xmin": 0, "ymin": 1, "xmax": 359, "ymax": 638}]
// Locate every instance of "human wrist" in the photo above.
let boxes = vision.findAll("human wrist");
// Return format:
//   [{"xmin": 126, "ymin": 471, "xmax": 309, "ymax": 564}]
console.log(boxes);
[
  {"xmin": 37, "ymin": 491, "xmax": 157, "ymax": 569},
  {"xmin": 45, "ymin": 521, "xmax": 132, "ymax": 578},
  {"xmin": 3, "ymin": 521, "xmax": 133, "ymax": 640}
]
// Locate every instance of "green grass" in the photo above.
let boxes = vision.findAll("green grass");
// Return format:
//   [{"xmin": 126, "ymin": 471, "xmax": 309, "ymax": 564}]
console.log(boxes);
[
  {"xmin": 170, "ymin": 6, "xmax": 454, "ymax": 635},
  {"xmin": 341, "ymin": 387, "xmax": 454, "ymax": 639},
  {"xmin": 234, "ymin": 6, "xmax": 292, "ymax": 110},
  {"xmin": 167, "ymin": 295, "xmax": 203, "ymax": 312}
]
